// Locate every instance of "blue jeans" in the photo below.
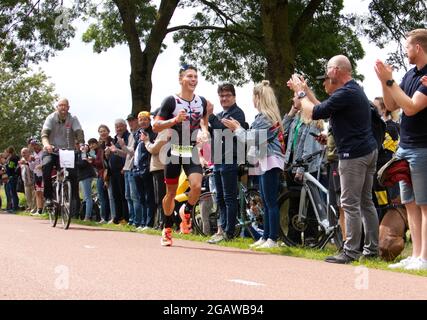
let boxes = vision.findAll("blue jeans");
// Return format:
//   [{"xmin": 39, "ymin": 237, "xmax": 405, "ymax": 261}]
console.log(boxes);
[
  {"xmin": 259, "ymin": 168, "xmax": 281, "ymax": 241},
  {"xmin": 396, "ymin": 147, "xmax": 427, "ymax": 205},
  {"xmin": 124, "ymin": 171, "xmax": 136, "ymax": 224},
  {"xmin": 128, "ymin": 171, "xmax": 142, "ymax": 226},
  {"xmin": 6, "ymin": 176, "xmax": 19, "ymax": 211},
  {"xmin": 214, "ymin": 164, "xmax": 238, "ymax": 237},
  {"xmin": 134, "ymin": 173, "xmax": 155, "ymax": 227},
  {"xmin": 80, "ymin": 178, "xmax": 93, "ymax": 219},
  {"xmin": 96, "ymin": 177, "xmax": 107, "ymax": 221}
]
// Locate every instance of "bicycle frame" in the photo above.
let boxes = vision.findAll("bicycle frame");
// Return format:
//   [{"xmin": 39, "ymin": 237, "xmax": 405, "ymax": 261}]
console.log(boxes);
[{"xmin": 299, "ymin": 171, "xmax": 336, "ymax": 235}]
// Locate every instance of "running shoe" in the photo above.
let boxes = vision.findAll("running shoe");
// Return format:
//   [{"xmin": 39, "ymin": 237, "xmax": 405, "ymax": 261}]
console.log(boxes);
[{"xmin": 161, "ymin": 227, "xmax": 173, "ymax": 247}]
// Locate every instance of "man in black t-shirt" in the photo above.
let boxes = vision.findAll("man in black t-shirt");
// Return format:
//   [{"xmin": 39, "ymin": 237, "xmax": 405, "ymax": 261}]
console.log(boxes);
[
  {"xmin": 375, "ymin": 28, "xmax": 427, "ymax": 271},
  {"xmin": 153, "ymin": 65, "xmax": 211, "ymax": 246}
]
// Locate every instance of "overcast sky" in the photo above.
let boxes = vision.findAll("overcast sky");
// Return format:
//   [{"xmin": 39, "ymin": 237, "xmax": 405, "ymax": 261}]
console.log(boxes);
[{"xmin": 37, "ymin": 0, "xmax": 407, "ymax": 141}]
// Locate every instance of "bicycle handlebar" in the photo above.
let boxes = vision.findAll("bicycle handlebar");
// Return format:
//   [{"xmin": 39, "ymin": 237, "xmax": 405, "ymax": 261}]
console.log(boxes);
[{"xmin": 291, "ymin": 149, "xmax": 324, "ymax": 169}]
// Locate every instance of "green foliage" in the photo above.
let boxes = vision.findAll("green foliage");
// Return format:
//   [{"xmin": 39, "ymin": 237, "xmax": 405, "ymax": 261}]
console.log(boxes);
[
  {"xmin": 173, "ymin": 0, "xmax": 365, "ymax": 102},
  {"xmin": 353, "ymin": 0, "xmax": 427, "ymax": 69},
  {"xmin": 0, "ymin": 0, "xmax": 84, "ymax": 69},
  {"xmin": 81, "ymin": 0, "xmax": 158, "ymax": 53},
  {"xmin": 0, "ymin": 62, "xmax": 56, "ymax": 151}
]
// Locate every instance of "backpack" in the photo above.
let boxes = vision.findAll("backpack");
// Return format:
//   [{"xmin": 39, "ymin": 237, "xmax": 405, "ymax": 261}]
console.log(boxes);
[{"xmin": 370, "ymin": 104, "xmax": 386, "ymax": 150}]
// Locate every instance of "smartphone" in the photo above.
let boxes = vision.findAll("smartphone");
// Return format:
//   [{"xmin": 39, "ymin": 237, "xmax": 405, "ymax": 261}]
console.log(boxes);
[{"xmin": 309, "ymin": 132, "xmax": 320, "ymax": 138}]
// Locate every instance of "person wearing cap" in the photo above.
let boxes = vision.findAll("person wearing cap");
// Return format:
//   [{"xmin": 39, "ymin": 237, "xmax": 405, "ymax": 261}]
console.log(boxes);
[
  {"xmin": 288, "ymin": 55, "xmax": 379, "ymax": 264},
  {"xmin": 375, "ymin": 28, "xmax": 427, "ymax": 271},
  {"xmin": 133, "ymin": 111, "xmax": 156, "ymax": 229},
  {"xmin": 153, "ymin": 64, "xmax": 211, "ymax": 246},
  {"xmin": 40, "ymin": 98, "xmax": 84, "ymax": 212}
]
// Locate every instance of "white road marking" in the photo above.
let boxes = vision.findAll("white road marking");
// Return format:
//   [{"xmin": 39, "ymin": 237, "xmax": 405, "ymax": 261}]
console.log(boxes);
[
  {"xmin": 84, "ymin": 245, "xmax": 96, "ymax": 249},
  {"xmin": 228, "ymin": 279, "xmax": 265, "ymax": 287}
]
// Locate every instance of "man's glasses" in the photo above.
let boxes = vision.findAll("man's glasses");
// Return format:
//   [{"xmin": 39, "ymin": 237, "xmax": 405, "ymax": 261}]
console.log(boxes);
[{"xmin": 219, "ymin": 94, "xmax": 233, "ymax": 99}]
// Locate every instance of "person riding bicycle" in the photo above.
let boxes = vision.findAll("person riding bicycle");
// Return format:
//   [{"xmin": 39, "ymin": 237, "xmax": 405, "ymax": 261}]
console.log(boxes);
[
  {"xmin": 153, "ymin": 64, "xmax": 211, "ymax": 246},
  {"xmin": 41, "ymin": 98, "xmax": 85, "ymax": 214}
]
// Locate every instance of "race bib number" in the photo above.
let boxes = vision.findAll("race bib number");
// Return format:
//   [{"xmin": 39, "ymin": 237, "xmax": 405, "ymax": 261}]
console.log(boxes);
[
  {"xmin": 59, "ymin": 150, "xmax": 75, "ymax": 168},
  {"xmin": 171, "ymin": 144, "xmax": 193, "ymax": 158}
]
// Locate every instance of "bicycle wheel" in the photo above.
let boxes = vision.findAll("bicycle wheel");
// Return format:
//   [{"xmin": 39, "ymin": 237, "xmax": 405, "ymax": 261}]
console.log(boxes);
[
  {"xmin": 60, "ymin": 180, "xmax": 72, "ymax": 230},
  {"xmin": 241, "ymin": 189, "xmax": 265, "ymax": 240},
  {"xmin": 278, "ymin": 190, "xmax": 329, "ymax": 248},
  {"xmin": 46, "ymin": 203, "xmax": 58, "ymax": 227},
  {"xmin": 326, "ymin": 205, "xmax": 344, "ymax": 250},
  {"xmin": 191, "ymin": 192, "xmax": 219, "ymax": 236}
]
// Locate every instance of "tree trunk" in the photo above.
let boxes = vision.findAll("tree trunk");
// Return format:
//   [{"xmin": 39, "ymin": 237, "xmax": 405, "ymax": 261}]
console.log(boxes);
[
  {"xmin": 261, "ymin": 0, "xmax": 323, "ymax": 115},
  {"xmin": 115, "ymin": 0, "xmax": 179, "ymax": 114},
  {"xmin": 261, "ymin": 0, "xmax": 295, "ymax": 115}
]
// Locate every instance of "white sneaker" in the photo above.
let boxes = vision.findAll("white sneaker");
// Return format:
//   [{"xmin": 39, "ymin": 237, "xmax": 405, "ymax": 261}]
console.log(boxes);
[
  {"xmin": 257, "ymin": 238, "xmax": 279, "ymax": 249},
  {"xmin": 388, "ymin": 256, "xmax": 416, "ymax": 269},
  {"xmin": 136, "ymin": 226, "xmax": 144, "ymax": 231},
  {"xmin": 404, "ymin": 257, "xmax": 427, "ymax": 271},
  {"xmin": 250, "ymin": 238, "xmax": 266, "ymax": 248},
  {"xmin": 142, "ymin": 226, "xmax": 151, "ymax": 231}
]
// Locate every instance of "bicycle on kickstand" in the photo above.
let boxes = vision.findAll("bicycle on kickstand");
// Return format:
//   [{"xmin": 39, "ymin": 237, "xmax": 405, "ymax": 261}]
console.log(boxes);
[
  {"xmin": 46, "ymin": 149, "xmax": 74, "ymax": 230},
  {"xmin": 278, "ymin": 150, "xmax": 343, "ymax": 249},
  {"xmin": 191, "ymin": 165, "xmax": 266, "ymax": 240}
]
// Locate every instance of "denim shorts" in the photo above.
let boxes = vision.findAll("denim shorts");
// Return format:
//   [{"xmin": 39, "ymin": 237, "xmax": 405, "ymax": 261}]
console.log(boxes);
[{"xmin": 395, "ymin": 147, "xmax": 427, "ymax": 205}]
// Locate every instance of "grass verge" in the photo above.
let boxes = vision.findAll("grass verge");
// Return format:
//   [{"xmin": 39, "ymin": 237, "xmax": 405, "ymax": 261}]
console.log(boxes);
[{"xmin": 11, "ymin": 209, "xmax": 427, "ymax": 277}]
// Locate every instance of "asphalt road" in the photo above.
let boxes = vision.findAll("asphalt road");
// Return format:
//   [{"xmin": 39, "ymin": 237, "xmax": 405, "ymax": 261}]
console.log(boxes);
[{"xmin": 0, "ymin": 212, "xmax": 426, "ymax": 300}]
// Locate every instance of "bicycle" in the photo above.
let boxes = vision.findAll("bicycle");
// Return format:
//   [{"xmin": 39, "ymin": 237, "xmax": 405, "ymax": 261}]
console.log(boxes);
[
  {"xmin": 191, "ymin": 165, "xmax": 265, "ymax": 240},
  {"xmin": 278, "ymin": 150, "xmax": 343, "ymax": 249},
  {"xmin": 78, "ymin": 191, "xmax": 101, "ymax": 221},
  {"xmin": 46, "ymin": 149, "xmax": 75, "ymax": 230}
]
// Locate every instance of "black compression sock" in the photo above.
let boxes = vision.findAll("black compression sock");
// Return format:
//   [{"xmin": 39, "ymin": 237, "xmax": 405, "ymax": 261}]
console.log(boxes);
[
  {"xmin": 184, "ymin": 202, "xmax": 194, "ymax": 214},
  {"xmin": 164, "ymin": 215, "xmax": 174, "ymax": 228}
]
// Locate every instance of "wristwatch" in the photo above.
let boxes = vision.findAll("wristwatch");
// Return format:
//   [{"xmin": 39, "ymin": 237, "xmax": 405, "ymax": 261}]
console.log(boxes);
[
  {"xmin": 297, "ymin": 91, "xmax": 307, "ymax": 99},
  {"xmin": 386, "ymin": 79, "xmax": 395, "ymax": 87}
]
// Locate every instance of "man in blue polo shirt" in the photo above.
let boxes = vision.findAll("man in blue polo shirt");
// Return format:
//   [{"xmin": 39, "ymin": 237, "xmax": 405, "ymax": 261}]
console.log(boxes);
[
  {"xmin": 375, "ymin": 28, "xmax": 427, "ymax": 271},
  {"xmin": 288, "ymin": 55, "xmax": 379, "ymax": 264}
]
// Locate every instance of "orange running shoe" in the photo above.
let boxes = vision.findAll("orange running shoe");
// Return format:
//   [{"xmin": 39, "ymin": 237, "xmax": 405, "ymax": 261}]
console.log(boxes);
[
  {"xmin": 179, "ymin": 204, "xmax": 192, "ymax": 234},
  {"xmin": 161, "ymin": 227, "xmax": 173, "ymax": 246}
]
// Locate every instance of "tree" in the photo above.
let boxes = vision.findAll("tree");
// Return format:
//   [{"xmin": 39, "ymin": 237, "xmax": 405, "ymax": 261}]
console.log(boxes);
[
  {"xmin": 82, "ymin": 0, "xmax": 180, "ymax": 113},
  {"xmin": 0, "ymin": 0, "xmax": 80, "ymax": 70},
  {"xmin": 0, "ymin": 62, "xmax": 57, "ymax": 151},
  {"xmin": 172, "ymin": 0, "xmax": 365, "ymax": 113},
  {"xmin": 358, "ymin": 0, "xmax": 427, "ymax": 70}
]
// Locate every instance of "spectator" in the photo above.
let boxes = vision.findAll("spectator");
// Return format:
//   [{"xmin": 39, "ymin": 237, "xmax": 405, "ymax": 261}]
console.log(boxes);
[
  {"xmin": 28, "ymin": 139, "xmax": 44, "ymax": 215},
  {"xmin": 289, "ymin": 55, "xmax": 379, "ymax": 263},
  {"xmin": 76, "ymin": 144, "xmax": 97, "ymax": 221},
  {"xmin": 206, "ymin": 83, "xmax": 246, "ymax": 244},
  {"xmin": 114, "ymin": 113, "xmax": 139, "ymax": 227},
  {"xmin": 4, "ymin": 146, "xmax": 20, "ymax": 213},
  {"xmin": 223, "ymin": 80, "xmax": 286, "ymax": 248},
  {"xmin": 142, "ymin": 111, "xmax": 169, "ymax": 230},
  {"xmin": 282, "ymin": 94, "xmax": 325, "ymax": 244},
  {"xmin": 98, "ymin": 125, "xmax": 116, "ymax": 224},
  {"xmin": 19, "ymin": 148, "xmax": 36, "ymax": 213},
  {"xmin": 108, "ymin": 119, "xmax": 130, "ymax": 224},
  {"xmin": 375, "ymin": 28, "xmax": 427, "ymax": 271},
  {"xmin": 134, "ymin": 111, "xmax": 156, "ymax": 230},
  {"xmin": 88, "ymin": 137, "xmax": 108, "ymax": 223}
]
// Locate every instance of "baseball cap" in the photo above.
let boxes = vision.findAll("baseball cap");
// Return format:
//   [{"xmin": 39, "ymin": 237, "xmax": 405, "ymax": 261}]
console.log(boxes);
[
  {"xmin": 138, "ymin": 111, "xmax": 151, "ymax": 119},
  {"xmin": 126, "ymin": 113, "xmax": 137, "ymax": 121}
]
